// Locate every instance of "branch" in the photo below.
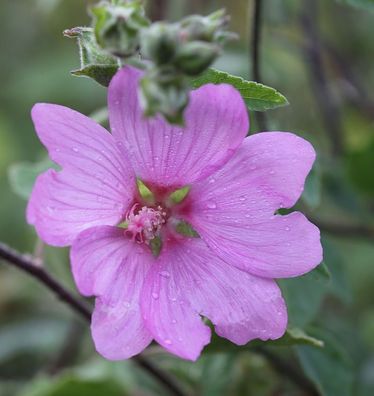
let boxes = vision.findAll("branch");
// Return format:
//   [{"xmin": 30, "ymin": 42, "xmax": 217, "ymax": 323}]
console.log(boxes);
[
  {"xmin": 250, "ymin": 0, "xmax": 268, "ymax": 132},
  {"xmin": 0, "ymin": 242, "xmax": 187, "ymax": 396},
  {"xmin": 300, "ymin": 0, "xmax": 344, "ymax": 157},
  {"xmin": 255, "ymin": 347, "xmax": 320, "ymax": 396},
  {"xmin": 311, "ymin": 218, "xmax": 374, "ymax": 240}
]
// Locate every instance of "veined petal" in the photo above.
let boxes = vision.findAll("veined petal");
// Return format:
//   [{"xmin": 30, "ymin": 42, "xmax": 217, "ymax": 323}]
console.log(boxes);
[
  {"xmin": 141, "ymin": 238, "xmax": 286, "ymax": 355},
  {"xmin": 27, "ymin": 104, "xmax": 135, "ymax": 246},
  {"xmin": 108, "ymin": 66, "xmax": 249, "ymax": 188},
  {"xmin": 140, "ymin": 247, "xmax": 211, "ymax": 361},
  {"xmin": 71, "ymin": 225, "xmax": 153, "ymax": 360},
  {"xmin": 184, "ymin": 132, "xmax": 322, "ymax": 278}
]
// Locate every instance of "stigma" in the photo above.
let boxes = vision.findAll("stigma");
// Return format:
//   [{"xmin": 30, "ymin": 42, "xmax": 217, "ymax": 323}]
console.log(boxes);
[{"xmin": 125, "ymin": 204, "xmax": 166, "ymax": 244}]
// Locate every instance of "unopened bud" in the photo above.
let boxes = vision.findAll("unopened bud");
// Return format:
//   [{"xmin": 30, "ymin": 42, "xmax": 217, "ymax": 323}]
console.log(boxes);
[
  {"xmin": 91, "ymin": 0, "xmax": 149, "ymax": 57},
  {"xmin": 179, "ymin": 9, "xmax": 230, "ymax": 43},
  {"xmin": 174, "ymin": 41, "xmax": 219, "ymax": 76},
  {"xmin": 139, "ymin": 71, "xmax": 189, "ymax": 125},
  {"xmin": 141, "ymin": 22, "xmax": 178, "ymax": 65}
]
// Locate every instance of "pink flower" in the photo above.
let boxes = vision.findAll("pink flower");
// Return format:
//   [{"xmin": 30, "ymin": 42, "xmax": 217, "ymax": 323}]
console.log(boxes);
[{"xmin": 27, "ymin": 66, "xmax": 322, "ymax": 361}]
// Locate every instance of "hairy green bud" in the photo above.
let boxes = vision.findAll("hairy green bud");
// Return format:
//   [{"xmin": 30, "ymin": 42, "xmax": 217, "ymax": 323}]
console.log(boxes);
[
  {"xmin": 140, "ymin": 22, "xmax": 178, "ymax": 65},
  {"xmin": 174, "ymin": 41, "xmax": 219, "ymax": 76},
  {"xmin": 139, "ymin": 69, "xmax": 189, "ymax": 125},
  {"xmin": 91, "ymin": 0, "xmax": 149, "ymax": 57}
]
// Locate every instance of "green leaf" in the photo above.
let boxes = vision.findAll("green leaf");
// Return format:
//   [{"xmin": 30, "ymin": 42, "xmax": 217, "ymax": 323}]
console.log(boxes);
[
  {"xmin": 8, "ymin": 158, "xmax": 58, "ymax": 200},
  {"xmin": 296, "ymin": 328, "xmax": 354, "ymax": 396},
  {"xmin": 279, "ymin": 264, "xmax": 330, "ymax": 327},
  {"xmin": 336, "ymin": 0, "xmax": 374, "ymax": 12},
  {"xmin": 206, "ymin": 327, "xmax": 323, "ymax": 353},
  {"xmin": 302, "ymin": 162, "xmax": 322, "ymax": 209},
  {"xmin": 192, "ymin": 68, "xmax": 289, "ymax": 111},
  {"xmin": 20, "ymin": 375, "xmax": 127, "ymax": 396},
  {"xmin": 64, "ymin": 27, "xmax": 119, "ymax": 87},
  {"xmin": 269, "ymin": 327, "xmax": 324, "ymax": 348},
  {"xmin": 72, "ymin": 65, "xmax": 119, "ymax": 88}
]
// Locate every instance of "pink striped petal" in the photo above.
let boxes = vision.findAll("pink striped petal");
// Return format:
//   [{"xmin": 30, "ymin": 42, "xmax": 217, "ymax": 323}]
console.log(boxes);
[
  {"xmin": 71, "ymin": 226, "xmax": 153, "ymax": 360},
  {"xmin": 108, "ymin": 66, "xmax": 249, "ymax": 188},
  {"xmin": 27, "ymin": 104, "xmax": 135, "ymax": 246},
  {"xmin": 184, "ymin": 132, "xmax": 322, "ymax": 278}
]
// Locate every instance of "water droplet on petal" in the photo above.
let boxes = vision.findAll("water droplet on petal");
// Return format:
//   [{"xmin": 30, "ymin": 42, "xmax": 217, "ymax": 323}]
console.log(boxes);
[
  {"xmin": 206, "ymin": 201, "xmax": 217, "ymax": 209},
  {"xmin": 152, "ymin": 292, "xmax": 159, "ymax": 300},
  {"xmin": 285, "ymin": 226, "xmax": 290, "ymax": 231},
  {"xmin": 72, "ymin": 147, "xmax": 79, "ymax": 153},
  {"xmin": 164, "ymin": 339, "xmax": 172, "ymax": 345},
  {"xmin": 159, "ymin": 270, "xmax": 170, "ymax": 278}
]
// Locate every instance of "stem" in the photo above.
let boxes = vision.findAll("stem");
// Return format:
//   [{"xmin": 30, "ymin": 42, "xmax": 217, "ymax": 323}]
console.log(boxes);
[
  {"xmin": 255, "ymin": 347, "xmax": 319, "ymax": 396},
  {"xmin": 0, "ymin": 242, "xmax": 187, "ymax": 396},
  {"xmin": 301, "ymin": 0, "xmax": 344, "ymax": 157},
  {"xmin": 311, "ymin": 218, "xmax": 374, "ymax": 240},
  {"xmin": 250, "ymin": 0, "xmax": 267, "ymax": 132}
]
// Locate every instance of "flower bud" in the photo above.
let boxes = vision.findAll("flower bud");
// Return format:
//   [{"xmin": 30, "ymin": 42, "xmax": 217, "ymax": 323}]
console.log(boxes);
[
  {"xmin": 91, "ymin": 0, "xmax": 149, "ymax": 58},
  {"xmin": 140, "ymin": 22, "xmax": 178, "ymax": 65},
  {"xmin": 139, "ymin": 70, "xmax": 189, "ymax": 125},
  {"xmin": 174, "ymin": 41, "xmax": 219, "ymax": 76},
  {"xmin": 179, "ymin": 9, "xmax": 230, "ymax": 43}
]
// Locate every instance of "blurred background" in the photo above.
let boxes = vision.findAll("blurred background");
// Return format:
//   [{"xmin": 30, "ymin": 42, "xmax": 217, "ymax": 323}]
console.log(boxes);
[{"xmin": 0, "ymin": 0, "xmax": 373, "ymax": 395}]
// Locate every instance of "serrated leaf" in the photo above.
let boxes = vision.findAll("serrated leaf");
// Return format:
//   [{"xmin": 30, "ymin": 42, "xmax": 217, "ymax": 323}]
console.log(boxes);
[
  {"xmin": 337, "ymin": 0, "xmax": 374, "ymax": 12},
  {"xmin": 8, "ymin": 158, "xmax": 59, "ymax": 200},
  {"xmin": 192, "ymin": 68, "xmax": 289, "ymax": 111}
]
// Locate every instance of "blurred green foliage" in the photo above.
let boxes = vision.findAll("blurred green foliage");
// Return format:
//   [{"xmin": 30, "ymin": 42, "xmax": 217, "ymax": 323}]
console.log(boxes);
[{"xmin": 0, "ymin": 1, "xmax": 373, "ymax": 396}]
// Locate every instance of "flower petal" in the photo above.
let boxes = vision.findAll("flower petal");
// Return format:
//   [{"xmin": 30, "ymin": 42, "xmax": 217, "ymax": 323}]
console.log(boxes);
[
  {"xmin": 140, "ymin": 247, "xmax": 211, "ymax": 361},
  {"xmin": 184, "ymin": 132, "xmax": 322, "ymax": 278},
  {"xmin": 142, "ymin": 238, "xmax": 286, "ymax": 350},
  {"xmin": 27, "ymin": 104, "xmax": 135, "ymax": 246},
  {"xmin": 108, "ymin": 66, "xmax": 249, "ymax": 188},
  {"xmin": 71, "ymin": 225, "xmax": 153, "ymax": 360}
]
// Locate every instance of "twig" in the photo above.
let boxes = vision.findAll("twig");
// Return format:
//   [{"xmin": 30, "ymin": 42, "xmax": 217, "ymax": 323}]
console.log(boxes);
[
  {"xmin": 301, "ymin": 0, "xmax": 344, "ymax": 157},
  {"xmin": 0, "ymin": 242, "xmax": 187, "ymax": 396},
  {"xmin": 250, "ymin": 0, "xmax": 267, "ymax": 132},
  {"xmin": 311, "ymin": 218, "xmax": 374, "ymax": 240},
  {"xmin": 47, "ymin": 319, "xmax": 86, "ymax": 375},
  {"xmin": 255, "ymin": 347, "xmax": 320, "ymax": 396},
  {"xmin": 323, "ymin": 40, "xmax": 374, "ymax": 121}
]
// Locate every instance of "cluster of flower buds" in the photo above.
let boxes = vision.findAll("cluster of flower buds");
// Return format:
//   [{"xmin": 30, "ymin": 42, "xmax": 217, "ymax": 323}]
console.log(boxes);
[
  {"xmin": 66, "ymin": 0, "xmax": 235, "ymax": 124},
  {"xmin": 139, "ymin": 10, "xmax": 234, "ymax": 124}
]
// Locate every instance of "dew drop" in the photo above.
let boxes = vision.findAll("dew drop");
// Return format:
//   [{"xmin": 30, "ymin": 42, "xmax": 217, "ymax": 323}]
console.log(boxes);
[
  {"xmin": 164, "ymin": 339, "xmax": 172, "ymax": 345},
  {"xmin": 285, "ymin": 226, "xmax": 290, "ymax": 231},
  {"xmin": 152, "ymin": 292, "xmax": 159, "ymax": 300},
  {"xmin": 206, "ymin": 201, "xmax": 217, "ymax": 209},
  {"xmin": 171, "ymin": 319, "xmax": 177, "ymax": 324},
  {"xmin": 159, "ymin": 270, "xmax": 170, "ymax": 278},
  {"xmin": 72, "ymin": 147, "xmax": 79, "ymax": 153}
]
